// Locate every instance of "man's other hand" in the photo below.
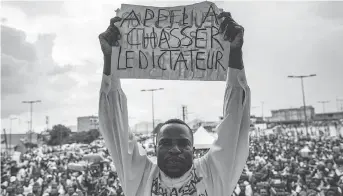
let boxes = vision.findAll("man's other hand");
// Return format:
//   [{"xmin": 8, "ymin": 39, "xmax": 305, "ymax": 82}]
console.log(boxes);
[
  {"xmin": 218, "ymin": 12, "xmax": 244, "ymax": 70},
  {"xmin": 98, "ymin": 16, "xmax": 122, "ymax": 57},
  {"xmin": 218, "ymin": 12, "xmax": 244, "ymax": 50}
]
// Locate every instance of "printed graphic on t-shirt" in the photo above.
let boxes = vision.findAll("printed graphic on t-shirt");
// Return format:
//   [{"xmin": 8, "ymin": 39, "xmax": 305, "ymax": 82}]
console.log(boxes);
[{"xmin": 151, "ymin": 168, "xmax": 207, "ymax": 196}]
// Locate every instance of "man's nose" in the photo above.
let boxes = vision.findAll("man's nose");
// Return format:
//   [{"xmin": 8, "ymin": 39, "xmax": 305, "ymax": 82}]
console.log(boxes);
[{"xmin": 169, "ymin": 144, "xmax": 181, "ymax": 154}]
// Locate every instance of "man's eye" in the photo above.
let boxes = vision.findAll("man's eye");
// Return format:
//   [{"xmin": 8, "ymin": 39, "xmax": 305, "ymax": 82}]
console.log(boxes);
[
  {"xmin": 160, "ymin": 140, "xmax": 171, "ymax": 146},
  {"xmin": 179, "ymin": 140, "xmax": 190, "ymax": 147}
]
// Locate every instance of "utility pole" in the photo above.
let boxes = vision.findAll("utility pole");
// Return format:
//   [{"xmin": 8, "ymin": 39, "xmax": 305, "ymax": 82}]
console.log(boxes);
[
  {"xmin": 22, "ymin": 100, "xmax": 41, "ymax": 143},
  {"xmin": 9, "ymin": 117, "xmax": 18, "ymax": 150},
  {"xmin": 90, "ymin": 116, "xmax": 94, "ymax": 130},
  {"xmin": 182, "ymin": 105, "xmax": 188, "ymax": 122},
  {"xmin": 318, "ymin": 101, "xmax": 330, "ymax": 113},
  {"xmin": 141, "ymin": 88, "xmax": 164, "ymax": 147},
  {"xmin": 337, "ymin": 98, "xmax": 343, "ymax": 112},
  {"xmin": 261, "ymin": 101, "xmax": 265, "ymax": 120},
  {"xmin": 287, "ymin": 74, "xmax": 316, "ymax": 134},
  {"xmin": 3, "ymin": 129, "xmax": 8, "ymax": 155},
  {"xmin": 46, "ymin": 116, "xmax": 49, "ymax": 131},
  {"xmin": 26, "ymin": 121, "xmax": 30, "ymax": 131}
]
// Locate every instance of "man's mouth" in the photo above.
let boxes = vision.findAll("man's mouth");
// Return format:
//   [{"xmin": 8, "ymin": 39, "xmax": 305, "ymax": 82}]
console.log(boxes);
[{"xmin": 166, "ymin": 157, "xmax": 184, "ymax": 165}]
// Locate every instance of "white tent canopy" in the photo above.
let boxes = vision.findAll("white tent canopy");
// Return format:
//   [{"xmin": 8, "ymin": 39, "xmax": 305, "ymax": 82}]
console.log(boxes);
[{"xmin": 194, "ymin": 126, "xmax": 215, "ymax": 149}]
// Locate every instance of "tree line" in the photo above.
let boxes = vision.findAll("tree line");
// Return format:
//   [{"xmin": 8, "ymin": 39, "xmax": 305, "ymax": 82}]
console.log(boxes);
[{"xmin": 45, "ymin": 124, "xmax": 100, "ymax": 146}]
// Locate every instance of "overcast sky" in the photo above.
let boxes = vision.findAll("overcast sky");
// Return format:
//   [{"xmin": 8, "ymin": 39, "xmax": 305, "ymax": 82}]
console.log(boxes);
[{"xmin": 1, "ymin": 0, "xmax": 343, "ymax": 133}]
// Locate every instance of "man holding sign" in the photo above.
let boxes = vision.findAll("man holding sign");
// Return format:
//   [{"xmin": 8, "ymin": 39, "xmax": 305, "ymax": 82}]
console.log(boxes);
[{"xmin": 99, "ymin": 2, "xmax": 250, "ymax": 196}]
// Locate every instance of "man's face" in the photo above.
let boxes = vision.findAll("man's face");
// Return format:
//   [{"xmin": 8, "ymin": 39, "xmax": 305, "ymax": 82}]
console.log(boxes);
[
  {"xmin": 309, "ymin": 182, "xmax": 317, "ymax": 189},
  {"xmin": 24, "ymin": 179, "xmax": 29, "ymax": 186},
  {"xmin": 260, "ymin": 189, "xmax": 268, "ymax": 196},
  {"xmin": 16, "ymin": 187, "xmax": 24, "ymax": 194},
  {"xmin": 68, "ymin": 187, "xmax": 74, "ymax": 194},
  {"xmin": 50, "ymin": 188, "xmax": 58, "ymax": 196},
  {"xmin": 33, "ymin": 184, "xmax": 40, "ymax": 192},
  {"xmin": 156, "ymin": 123, "xmax": 193, "ymax": 179},
  {"xmin": 306, "ymin": 176, "xmax": 311, "ymax": 183},
  {"xmin": 327, "ymin": 162, "xmax": 333, "ymax": 169}
]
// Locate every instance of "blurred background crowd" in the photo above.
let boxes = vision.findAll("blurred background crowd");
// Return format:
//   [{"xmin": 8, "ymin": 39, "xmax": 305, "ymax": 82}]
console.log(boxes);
[{"xmin": 1, "ymin": 123, "xmax": 343, "ymax": 196}]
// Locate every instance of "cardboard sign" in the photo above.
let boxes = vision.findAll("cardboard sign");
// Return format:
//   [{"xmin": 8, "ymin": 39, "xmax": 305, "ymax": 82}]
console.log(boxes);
[{"xmin": 112, "ymin": 1, "xmax": 228, "ymax": 81}]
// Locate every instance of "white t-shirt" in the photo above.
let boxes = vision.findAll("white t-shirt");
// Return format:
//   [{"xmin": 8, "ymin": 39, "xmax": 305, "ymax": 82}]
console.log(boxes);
[
  {"xmin": 23, "ymin": 185, "xmax": 33, "ymax": 196},
  {"xmin": 99, "ymin": 65, "xmax": 251, "ymax": 196}
]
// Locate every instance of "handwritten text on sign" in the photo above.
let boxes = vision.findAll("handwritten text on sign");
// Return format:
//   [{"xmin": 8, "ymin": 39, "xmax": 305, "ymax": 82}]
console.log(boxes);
[{"xmin": 113, "ymin": 2, "xmax": 229, "ymax": 81}]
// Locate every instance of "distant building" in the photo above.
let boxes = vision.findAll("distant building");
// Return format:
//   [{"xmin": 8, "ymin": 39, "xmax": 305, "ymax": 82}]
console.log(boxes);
[
  {"xmin": 68, "ymin": 125, "xmax": 77, "ymax": 132},
  {"xmin": 40, "ymin": 130, "xmax": 51, "ymax": 141},
  {"xmin": 77, "ymin": 116, "xmax": 99, "ymax": 132},
  {"xmin": 251, "ymin": 116, "xmax": 264, "ymax": 124},
  {"xmin": 314, "ymin": 111, "xmax": 343, "ymax": 121},
  {"xmin": 266, "ymin": 106, "xmax": 315, "ymax": 124}
]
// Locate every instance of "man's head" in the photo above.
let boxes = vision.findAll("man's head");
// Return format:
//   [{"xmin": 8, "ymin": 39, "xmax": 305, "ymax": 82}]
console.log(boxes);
[
  {"xmin": 259, "ymin": 188, "xmax": 268, "ymax": 196},
  {"xmin": 155, "ymin": 119, "xmax": 194, "ymax": 179}
]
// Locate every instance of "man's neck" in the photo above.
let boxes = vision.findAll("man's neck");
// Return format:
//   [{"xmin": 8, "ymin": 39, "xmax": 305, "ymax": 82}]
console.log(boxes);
[{"xmin": 159, "ymin": 166, "xmax": 194, "ymax": 188}]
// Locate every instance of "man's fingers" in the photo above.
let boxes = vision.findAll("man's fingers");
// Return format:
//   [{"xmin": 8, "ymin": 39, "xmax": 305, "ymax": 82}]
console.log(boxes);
[
  {"xmin": 110, "ymin": 16, "xmax": 122, "ymax": 26},
  {"xmin": 105, "ymin": 16, "xmax": 121, "ymax": 37},
  {"xmin": 218, "ymin": 11, "xmax": 231, "ymax": 19},
  {"xmin": 99, "ymin": 31, "xmax": 111, "ymax": 43},
  {"xmin": 99, "ymin": 17, "xmax": 122, "ymax": 47},
  {"xmin": 219, "ymin": 16, "xmax": 237, "ymax": 34},
  {"xmin": 98, "ymin": 32, "xmax": 108, "ymax": 43},
  {"xmin": 219, "ymin": 17, "xmax": 228, "ymax": 34},
  {"xmin": 219, "ymin": 12, "xmax": 244, "ymax": 42},
  {"xmin": 110, "ymin": 26, "xmax": 121, "ymax": 40},
  {"xmin": 226, "ymin": 26, "xmax": 243, "ymax": 42},
  {"xmin": 109, "ymin": 17, "xmax": 122, "ymax": 44}
]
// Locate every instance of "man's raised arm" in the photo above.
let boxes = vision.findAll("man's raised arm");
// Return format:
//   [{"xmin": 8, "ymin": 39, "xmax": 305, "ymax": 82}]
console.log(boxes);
[
  {"xmin": 98, "ymin": 17, "xmax": 152, "ymax": 196},
  {"xmin": 197, "ymin": 12, "xmax": 251, "ymax": 195}
]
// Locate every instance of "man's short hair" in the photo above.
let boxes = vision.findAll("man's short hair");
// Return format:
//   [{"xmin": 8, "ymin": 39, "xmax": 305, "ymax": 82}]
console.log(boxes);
[{"xmin": 155, "ymin": 119, "xmax": 194, "ymax": 145}]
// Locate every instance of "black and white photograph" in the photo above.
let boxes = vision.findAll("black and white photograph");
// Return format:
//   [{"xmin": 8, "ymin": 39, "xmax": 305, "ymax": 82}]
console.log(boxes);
[{"xmin": 1, "ymin": 1, "xmax": 343, "ymax": 196}]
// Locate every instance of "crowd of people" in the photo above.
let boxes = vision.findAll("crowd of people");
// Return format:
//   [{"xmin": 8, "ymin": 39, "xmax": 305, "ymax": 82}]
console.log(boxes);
[
  {"xmin": 1, "ymin": 125, "xmax": 343, "ymax": 196},
  {"xmin": 1, "ymin": 142, "xmax": 124, "ymax": 196},
  {"xmin": 230, "ymin": 125, "xmax": 343, "ymax": 196}
]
